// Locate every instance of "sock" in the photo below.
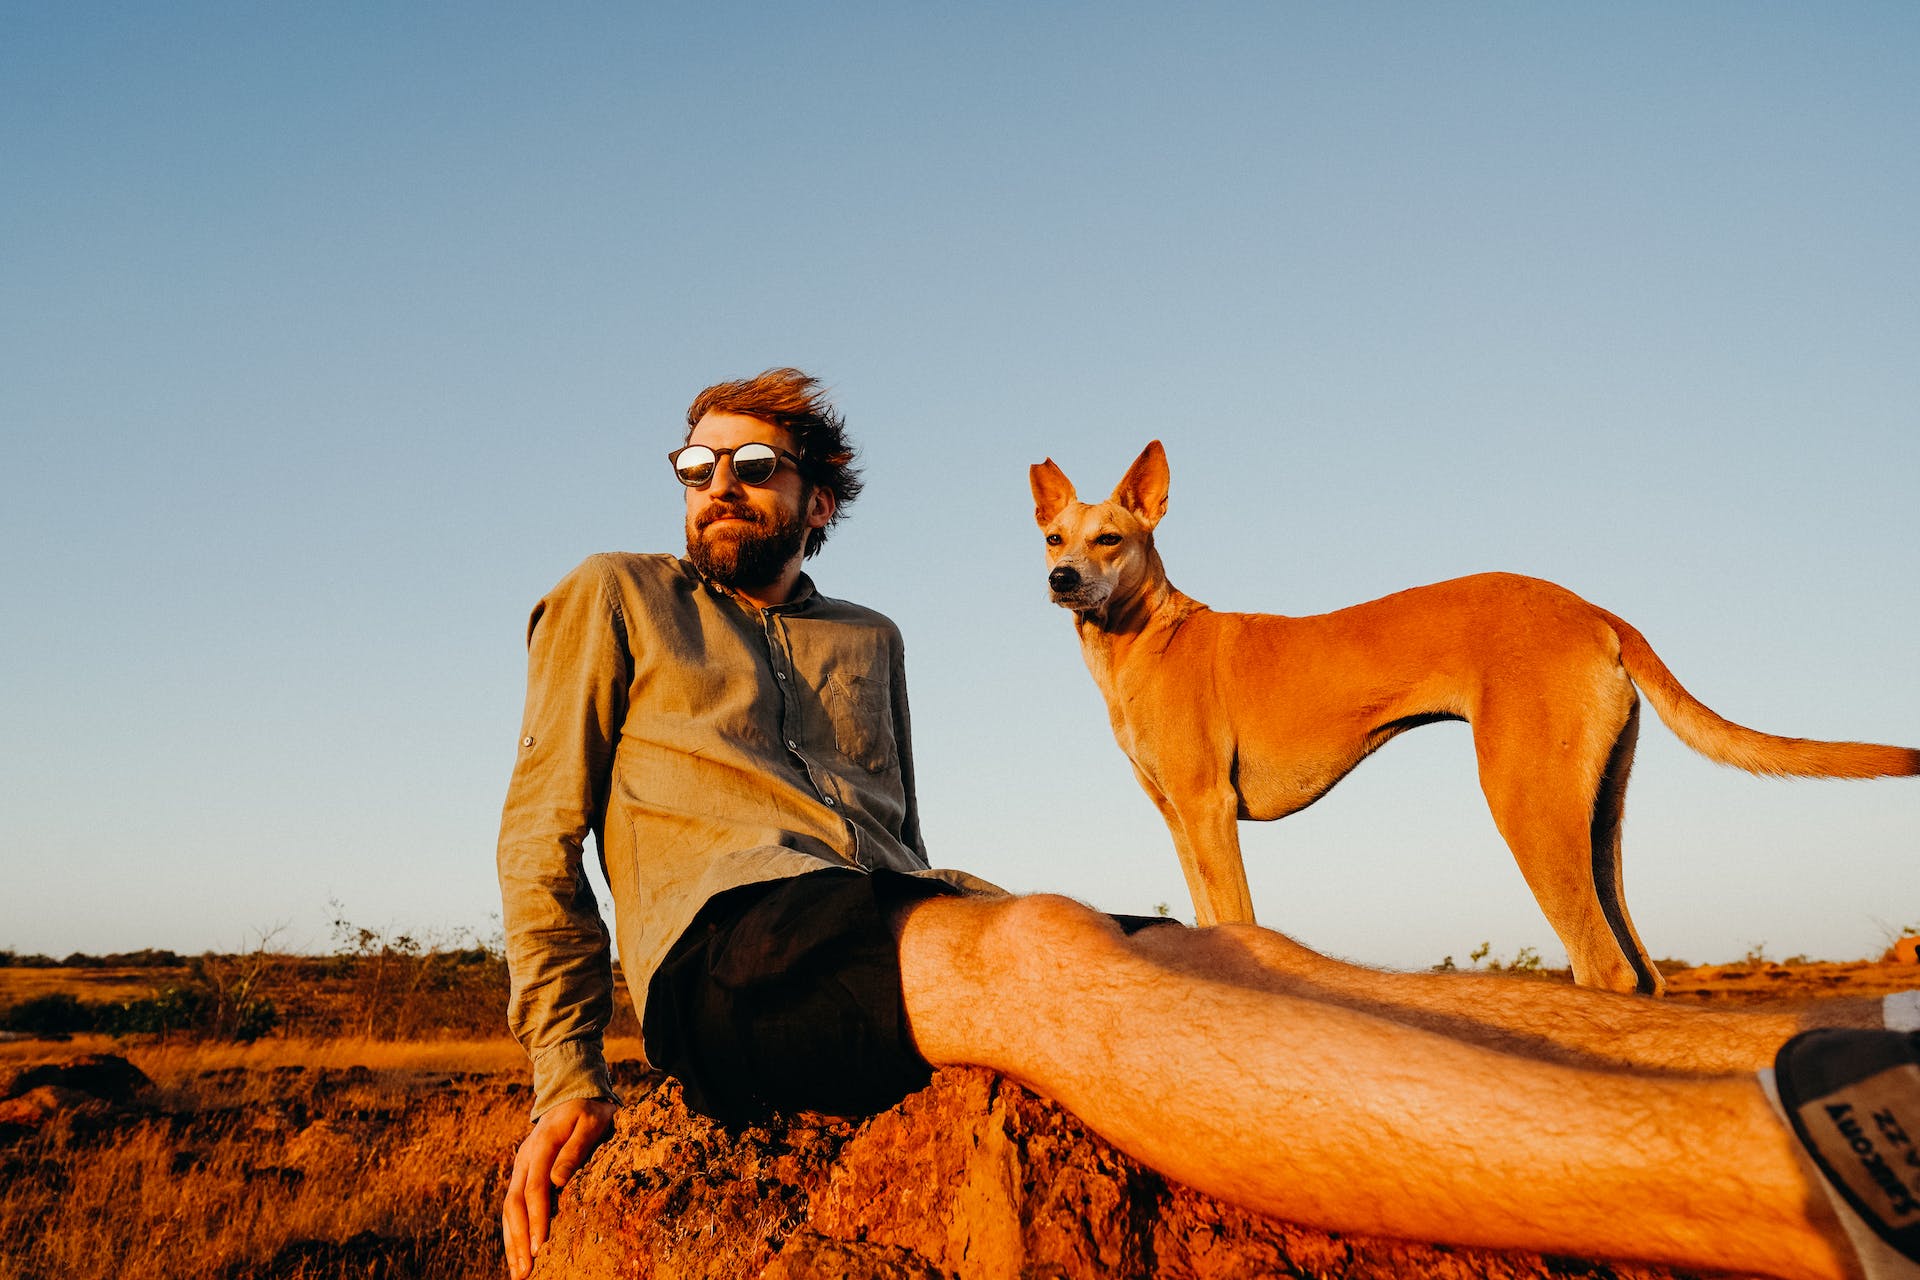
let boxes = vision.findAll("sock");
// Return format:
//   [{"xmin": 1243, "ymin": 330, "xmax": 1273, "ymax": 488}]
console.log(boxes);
[
  {"xmin": 1887, "ymin": 992, "xmax": 1920, "ymax": 1034},
  {"xmin": 1761, "ymin": 1029, "xmax": 1920, "ymax": 1279}
]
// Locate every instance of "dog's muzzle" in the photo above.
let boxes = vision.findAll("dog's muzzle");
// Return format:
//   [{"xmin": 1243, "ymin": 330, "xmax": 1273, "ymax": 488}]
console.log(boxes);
[{"xmin": 1047, "ymin": 563, "xmax": 1110, "ymax": 612}]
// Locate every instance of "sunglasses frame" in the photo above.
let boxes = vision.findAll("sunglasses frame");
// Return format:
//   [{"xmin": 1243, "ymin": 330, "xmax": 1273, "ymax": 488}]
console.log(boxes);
[{"xmin": 667, "ymin": 441, "xmax": 804, "ymax": 489}]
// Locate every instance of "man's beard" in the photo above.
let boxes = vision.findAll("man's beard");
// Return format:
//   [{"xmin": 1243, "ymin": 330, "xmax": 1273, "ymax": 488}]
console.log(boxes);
[{"xmin": 686, "ymin": 501, "xmax": 808, "ymax": 590}]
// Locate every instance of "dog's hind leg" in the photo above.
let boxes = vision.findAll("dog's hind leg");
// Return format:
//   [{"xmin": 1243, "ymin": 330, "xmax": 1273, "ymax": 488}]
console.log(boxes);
[
  {"xmin": 1586, "ymin": 700, "xmax": 1661, "ymax": 995},
  {"xmin": 1471, "ymin": 677, "xmax": 1661, "ymax": 995}
]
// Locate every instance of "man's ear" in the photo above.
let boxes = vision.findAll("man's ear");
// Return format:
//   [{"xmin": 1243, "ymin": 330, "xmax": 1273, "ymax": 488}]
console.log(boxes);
[
  {"xmin": 1110, "ymin": 441, "xmax": 1169, "ymax": 530},
  {"xmin": 806, "ymin": 485, "xmax": 836, "ymax": 531},
  {"xmin": 1029, "ymin": 459, "xmax": 1077, "ymax": 527}
]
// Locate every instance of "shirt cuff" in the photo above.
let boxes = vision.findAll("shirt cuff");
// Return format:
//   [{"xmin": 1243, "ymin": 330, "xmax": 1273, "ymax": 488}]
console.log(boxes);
[{"xmin": 529, "ymin": 1037, "xmax": 621, "ymax": 1122}]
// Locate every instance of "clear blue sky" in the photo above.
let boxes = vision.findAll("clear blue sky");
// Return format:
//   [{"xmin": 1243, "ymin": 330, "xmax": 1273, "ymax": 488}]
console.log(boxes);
[{"xmin": 3, "ymin": 3, "xmax": 1915, "ymax": 971}]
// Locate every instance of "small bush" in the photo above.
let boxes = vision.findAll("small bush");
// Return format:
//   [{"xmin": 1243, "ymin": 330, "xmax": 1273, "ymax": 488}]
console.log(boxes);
[
  {"xmin": 3, "ymin": 974, "xmax": 278, "ymax": 1043},
  {"xmin": 2, "ymin": 993, "xmax": 93, "ymax": 1035},
  {"xmin": 1431, "ymin": 941, "xmax": 1551, "ymax": 978}
]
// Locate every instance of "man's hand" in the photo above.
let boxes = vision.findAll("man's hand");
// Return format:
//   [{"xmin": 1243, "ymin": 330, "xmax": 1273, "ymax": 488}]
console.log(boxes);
[{"xmin": 502, "ymin": 1096, "xmax": 619, "ymax": 1279}]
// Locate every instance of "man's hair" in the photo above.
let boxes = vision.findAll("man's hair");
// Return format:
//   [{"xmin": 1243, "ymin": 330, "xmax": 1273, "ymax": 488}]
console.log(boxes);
[{"xmin": 685, "ymin": 368, "xmax": 862, "ymax": 558}]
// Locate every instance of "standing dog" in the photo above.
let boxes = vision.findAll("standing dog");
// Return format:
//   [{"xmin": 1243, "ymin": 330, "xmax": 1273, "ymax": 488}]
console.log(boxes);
[{"xmin": 1031, "ymin": 441, "xmax": 1917, "ymax": 994}]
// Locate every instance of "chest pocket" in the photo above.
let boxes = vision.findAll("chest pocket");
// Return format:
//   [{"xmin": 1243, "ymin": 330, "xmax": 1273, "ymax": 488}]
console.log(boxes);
[{"xmin": 826, "ymin": 671, "xmax": 896, "ymax": 773}]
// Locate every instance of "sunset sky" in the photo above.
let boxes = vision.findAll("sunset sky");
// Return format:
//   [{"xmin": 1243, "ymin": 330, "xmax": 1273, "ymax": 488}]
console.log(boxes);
[{"xmin": 3, "ymin": 4, "xmax": 1916, "ymax": 973}]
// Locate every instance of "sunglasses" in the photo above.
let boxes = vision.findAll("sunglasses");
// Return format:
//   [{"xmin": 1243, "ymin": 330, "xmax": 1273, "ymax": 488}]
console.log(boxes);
[{"xmin": 667, "ymin": 441, "xmax": 803, "ymax": 488}]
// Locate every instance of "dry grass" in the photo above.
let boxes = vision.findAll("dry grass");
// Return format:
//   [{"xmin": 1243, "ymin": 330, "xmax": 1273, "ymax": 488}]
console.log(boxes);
[
  {"xmin": 0, "ymin": 1035, "xmax": 647, "ymax": 1280},
  {"xmin": 0, "ymin": 1034, "xmax": 646, "ymax": 1075},
  {"xmin": 0, "ymin": 967, "xmax": 175, "ymax": 1005},
  {"xmin": 0, "ymin": 953, "xmax": 658, "ymax": 1278},
  {"xmin": 8, "ymin": 940, "xmax": 1910, "ymax": 1279}
]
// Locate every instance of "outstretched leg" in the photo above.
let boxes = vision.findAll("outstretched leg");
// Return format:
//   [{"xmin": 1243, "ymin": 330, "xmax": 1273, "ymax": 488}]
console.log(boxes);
[
  {"xmin": 1128, "ymin": 921, "xmax": 1891, "ymax": 1075},
  {"xmin": 894, "ymin": 893, "xmax": 1857, "ymax": 1279}
]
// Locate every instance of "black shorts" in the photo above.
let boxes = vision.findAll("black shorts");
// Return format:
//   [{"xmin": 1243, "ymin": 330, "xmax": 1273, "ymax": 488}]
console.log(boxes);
[{"xmin": 642, "ymin": 867, "xmax": 1175, "ymax": 1126}]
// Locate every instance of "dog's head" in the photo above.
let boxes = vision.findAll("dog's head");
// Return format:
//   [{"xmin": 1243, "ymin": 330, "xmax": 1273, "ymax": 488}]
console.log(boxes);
[{"xmin": 1029, "ymin": 441, "xmax": 1169, "ymax": 619}]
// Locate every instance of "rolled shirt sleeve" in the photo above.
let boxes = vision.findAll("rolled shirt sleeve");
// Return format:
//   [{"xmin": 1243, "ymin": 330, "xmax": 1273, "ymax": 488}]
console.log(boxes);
[{"xmin": 497, "ymin": 557, "xmax": 628, "ymax": 1118}]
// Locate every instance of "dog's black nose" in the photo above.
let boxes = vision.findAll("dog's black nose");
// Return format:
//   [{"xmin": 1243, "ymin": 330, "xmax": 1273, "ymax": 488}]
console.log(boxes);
[{"xmin": 1048, "ymin": 566, "xmax": 1081, "ymax": 593}]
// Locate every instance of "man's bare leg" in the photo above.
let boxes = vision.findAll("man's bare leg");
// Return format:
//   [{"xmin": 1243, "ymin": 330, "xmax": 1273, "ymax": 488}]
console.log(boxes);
[
  {"xmin": 895, "ymin": 893, "xmax": 1858, "ymax": 1280},
  {"xmin": 1130, "ymin": 920, "xmax": 1895, "ymax": 1075}
]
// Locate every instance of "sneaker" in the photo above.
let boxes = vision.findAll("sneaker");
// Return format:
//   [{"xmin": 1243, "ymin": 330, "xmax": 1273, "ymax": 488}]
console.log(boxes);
[{"xmin": 1771, "ymin": 1028, "xmax": 1920, "ymax": 1273}]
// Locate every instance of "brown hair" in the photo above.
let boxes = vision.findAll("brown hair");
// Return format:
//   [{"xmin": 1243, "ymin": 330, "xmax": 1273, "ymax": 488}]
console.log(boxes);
[{"xmin": 685, "ymin": 367, "xmax": 863, "ymax": 558}]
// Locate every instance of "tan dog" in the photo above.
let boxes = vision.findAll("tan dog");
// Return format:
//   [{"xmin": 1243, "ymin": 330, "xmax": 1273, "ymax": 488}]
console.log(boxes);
[{"xmin": 1031, "ymin": 441, "xmax": 1918, "ymax": 994}]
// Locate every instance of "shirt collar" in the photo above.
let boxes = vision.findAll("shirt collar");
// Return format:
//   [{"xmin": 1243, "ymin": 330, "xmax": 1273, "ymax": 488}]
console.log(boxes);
[
  {"xmin": 767, "ymin": 573, "xmax": 818, "ymax": 614},
  {"xmin": 686, "ymin": 560, "xmax": 818, "ymax": 615}
]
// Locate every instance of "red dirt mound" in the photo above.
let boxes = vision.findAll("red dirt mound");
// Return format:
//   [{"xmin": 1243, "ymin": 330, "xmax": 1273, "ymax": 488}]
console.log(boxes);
[
  {"xmin": 538, "ymin": 954, "xmax": 1920, "ymax": 1279},
  {"xmin": 542, "ymin": 1068, "xmax": 1693, "ymax": 1280}
]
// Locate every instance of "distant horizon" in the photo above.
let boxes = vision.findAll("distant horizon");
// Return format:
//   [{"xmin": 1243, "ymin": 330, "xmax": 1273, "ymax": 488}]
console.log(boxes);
[{"xmin": 10, "ymin": 927, "xmax": 1917, "ymax": 972}]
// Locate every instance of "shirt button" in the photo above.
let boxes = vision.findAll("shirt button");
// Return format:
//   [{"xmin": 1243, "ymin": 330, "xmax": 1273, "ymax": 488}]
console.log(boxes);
[
  {"xmin": 787, "ymin": 740, "xmax": 798, "ymax": 750},
  {"xmin": 521, "ymin": 736, "xmax": 534, "ymax": 748},
  {"xmin": 776, "ymin": 671, "xmax": 787, "ymax": 680},
  {"xmin": 822, "ymin": 796, "xmax": 836, "ymax": 807}
]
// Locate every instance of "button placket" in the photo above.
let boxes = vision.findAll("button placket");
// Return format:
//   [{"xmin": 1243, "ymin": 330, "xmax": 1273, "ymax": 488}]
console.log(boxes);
[{"xmin": 766, "ymin": 613, "xmax": 850, "ymax": 837}]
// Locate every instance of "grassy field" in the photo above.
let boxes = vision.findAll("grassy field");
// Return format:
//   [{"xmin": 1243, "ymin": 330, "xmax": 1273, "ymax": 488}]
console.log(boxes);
[
  {"xmin": 3, "ymin": 937, "xmax": 1913, "ymax": 1279},
  {"xmin": 5, "ymin": 1037, "xmax": 516, "ymax": 1279},
  {"xmin": 0, "ymin": 950, "xmax": 647, "ymax": 1280}
]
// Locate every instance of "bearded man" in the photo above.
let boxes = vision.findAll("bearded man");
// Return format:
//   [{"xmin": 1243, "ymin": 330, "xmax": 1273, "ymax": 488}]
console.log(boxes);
[{"xmin": 497, "ymin": 369, "xmax": 1920, "ymax": 1280}]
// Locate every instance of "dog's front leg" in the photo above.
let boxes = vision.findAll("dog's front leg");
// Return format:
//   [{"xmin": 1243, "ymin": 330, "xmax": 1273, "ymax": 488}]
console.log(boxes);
[
  {"xmin": 1134, "ymin": 766, "xmax": 1256, "ymax": 927},
  {"xmin": 1174, "ymin": 802, "xmax": 1257, "ymax": 928}
]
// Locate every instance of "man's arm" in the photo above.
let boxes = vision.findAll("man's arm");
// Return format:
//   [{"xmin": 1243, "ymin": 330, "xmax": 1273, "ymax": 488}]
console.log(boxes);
[
  {"xmin": 497, "ymin": 556, "xmax": 629, "ymax": 1116},
  {"xmin": 496, "ymin": 558, "xmax": 633, "ymax": 1277}
]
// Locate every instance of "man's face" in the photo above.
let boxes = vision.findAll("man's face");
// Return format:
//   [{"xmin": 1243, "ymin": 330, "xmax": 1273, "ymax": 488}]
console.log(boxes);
[{"xmin": 682, "ymin": 411, "xmax": 832, "ymax": 590}]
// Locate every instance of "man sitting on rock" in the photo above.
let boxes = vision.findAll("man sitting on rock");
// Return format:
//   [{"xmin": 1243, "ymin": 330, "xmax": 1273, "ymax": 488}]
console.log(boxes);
[{"xmin": 497, "ymin": 368, "xmax": 1920, "ymax": 1280}]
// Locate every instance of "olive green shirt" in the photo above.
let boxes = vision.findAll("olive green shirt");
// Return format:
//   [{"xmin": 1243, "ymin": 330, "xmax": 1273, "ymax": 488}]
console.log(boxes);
[{"xmin": 497, "ymin": 553, "xmax": 991, "ymax": 1117}]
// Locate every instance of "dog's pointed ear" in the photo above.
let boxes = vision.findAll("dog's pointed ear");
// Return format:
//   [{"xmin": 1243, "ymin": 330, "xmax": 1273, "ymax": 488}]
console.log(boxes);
[
  {"xmin": 1030, "ymin": 458, "xmax": 1077, "ymax": 527},
  {"xmin": 1110, "ymin": 441, "xmax": 1169, "ymax": 530}
]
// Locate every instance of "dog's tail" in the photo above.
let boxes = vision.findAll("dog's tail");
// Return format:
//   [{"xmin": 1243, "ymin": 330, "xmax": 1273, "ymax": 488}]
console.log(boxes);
[{"xmin": 1606, "ymin": 612, "xmax": 1920, "ymax": 778}]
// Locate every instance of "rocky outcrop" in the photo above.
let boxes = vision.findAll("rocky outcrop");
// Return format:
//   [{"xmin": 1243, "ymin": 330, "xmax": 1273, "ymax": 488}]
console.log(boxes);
[
  {"xmin": 0, "ymin": 1051, "xmax": 151, "ymax": 1106},
  {"xmin": 539, "ymin": 1067, "xmax": 1697, "ymax": 1280},
  {"xmin": 0, "ymin": 1052, "xmax": 150, "ymax": 1137}
]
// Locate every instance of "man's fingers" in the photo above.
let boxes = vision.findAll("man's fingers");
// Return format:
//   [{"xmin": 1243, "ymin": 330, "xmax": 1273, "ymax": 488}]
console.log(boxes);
[
  {"xmin": 506, "ymin": 1121, "xmax": 565, "ymax": 1277},
  {"xmin": 548, "ymin": 1123, "xmax": 593, "ymax": 1187},
  {"xmin": 502, "ymin": 1157, "xmax": 532, "ymax": 1279},
  {"xmin": 551, "ymin": 1103, "xmax": 617, "ymax": 1187},
  {"xmin": 524, "ymin": 1143, "xmax": 557, "ymax": 1258},
  {"xmin": 502, "ymin": 1101, "xmax": 615, "ymax": 1277}
]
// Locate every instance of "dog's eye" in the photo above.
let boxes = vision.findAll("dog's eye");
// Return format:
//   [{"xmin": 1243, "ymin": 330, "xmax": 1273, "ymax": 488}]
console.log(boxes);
[
  {"xmin": 1045, "ymin": 534, "xmax": 1062, "ymax": 546},
  {"xmin": 1095, "ymin": 533, "xmax": 1122, "ymax": 547}
]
